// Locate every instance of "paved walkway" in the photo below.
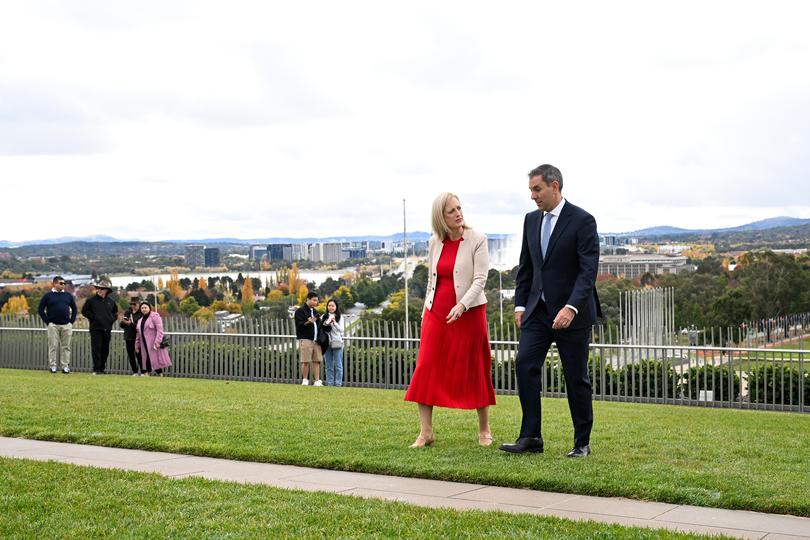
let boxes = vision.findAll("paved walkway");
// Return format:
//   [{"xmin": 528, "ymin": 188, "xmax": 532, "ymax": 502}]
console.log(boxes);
[{"xmin": 2, "ymin": 437, "xmax": 809, "ymax": 539}]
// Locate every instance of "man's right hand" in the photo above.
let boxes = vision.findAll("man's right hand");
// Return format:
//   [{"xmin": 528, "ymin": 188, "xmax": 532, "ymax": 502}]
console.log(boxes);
[{"xmin": 515, "ymin": 311, "xmax": 523, "ymax": 328}]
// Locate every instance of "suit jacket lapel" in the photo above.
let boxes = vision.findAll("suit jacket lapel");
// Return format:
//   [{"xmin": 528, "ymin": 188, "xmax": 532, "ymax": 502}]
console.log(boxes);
[
  {"xmin": 527, "ymin": 211, "xmax": 541, "ymax": 265},
  {"xmin": 543, "ymin": 203, "xmax": 572, "ymax": 265}
]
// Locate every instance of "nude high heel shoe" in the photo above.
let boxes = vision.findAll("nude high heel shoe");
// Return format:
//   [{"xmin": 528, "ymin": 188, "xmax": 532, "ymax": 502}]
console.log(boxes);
[
  {"xmin": 409, "ymin": 433, "xmax": 436, "ymax": 448},
  {"xmin": 478, "ymin": 432, "xmax": 494, "ymax": 447}
]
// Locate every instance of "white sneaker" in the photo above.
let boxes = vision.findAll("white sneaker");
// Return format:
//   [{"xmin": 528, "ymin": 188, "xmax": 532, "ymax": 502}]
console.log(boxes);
[
  {"xmin": 301, "ymin": 378, "xmax": 309, "ymax": 386},
  {"xmin": 313, "ymin": 380, "xmax": 323, "ymax": 387}
]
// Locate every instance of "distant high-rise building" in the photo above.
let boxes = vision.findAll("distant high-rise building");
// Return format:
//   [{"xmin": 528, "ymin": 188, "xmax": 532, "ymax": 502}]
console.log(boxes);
[
  {"xmin": 250, "ymin": 245, "xmax": 268, "ymax": 262},
  {"xmin": 345, "ymin": 247, "xmax": 367, "ymax": 259},
  {"xmin": 291, "ymin": 243, "xmax": 309, "ymax": 261},
  {"xmin": 185, "ymin": 245, "xmax": 205, "ymax": 268},
  {"xmin": 204, "ymin": 247, "xmax": 221, "ymax": 267},
  {"xmin": 312, "ymin": 242, "xmax": 344, "ymax": 264},
  {"xmin": 267, "ymin": 243, "xmax": 291, "ymax": 262},
  {"xmin": 601, "ymin": 235, "xmax": 618, "ymax": 246}
]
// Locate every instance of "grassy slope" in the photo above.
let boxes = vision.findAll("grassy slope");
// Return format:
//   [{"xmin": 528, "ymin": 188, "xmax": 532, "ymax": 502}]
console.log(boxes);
[{"xmin": 1, "ymin": 369, "xmax": 808, "ymax": 516}]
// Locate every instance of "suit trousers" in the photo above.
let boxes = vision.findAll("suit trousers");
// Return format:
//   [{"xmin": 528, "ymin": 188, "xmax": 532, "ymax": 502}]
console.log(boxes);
[
  {"xmin": 90, "ymin": 330, "xmax": 112, "ymax": 373},
  {"xmin": 516, "ymin": 303, "xmax": 593, "ymax": 447}
]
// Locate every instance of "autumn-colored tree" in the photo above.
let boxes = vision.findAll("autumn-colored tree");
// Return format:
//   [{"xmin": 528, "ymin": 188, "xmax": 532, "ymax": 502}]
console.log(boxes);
[
  {"xmin": 333, "ymin": 285, "xmax": 354, "ymax": 308},
  {"xmin": 198, "ymin": 276, "xmax": 207, "ymax": 290},
  {"xmin": 288, "ymin": 263, "xmax": 300, "ymax": 293},
  {"xmin": 210, "ymin": 300, "xmax": 228, "ymax": 312},
  {"xmin": 193, "ymin": 307, "xmax": 215, "ymax": 321},
  {"xmin": 157, "ymin": 277, "xmax": 165, "ymax": 290},
  {"xmin": 266, "ymin": 289, "xmax": 283, "ymax": 302},
  {"xmin": 167, "ymin": 271, "xmax": 184, "ymax": 299},
  {"xmin": 1, "ymin": 295, "xmax": 29, "ymax": 315},
  {"xmin": 297, "ymin": 284, "xmax": 309, "ymax": 305},
  {"xmin": 211, "ymin": 300, "xmax": 242, "ymax": 314},
  {"xmin": 241, "ymin": 276, "xmax": 255, "ymax": 313}
]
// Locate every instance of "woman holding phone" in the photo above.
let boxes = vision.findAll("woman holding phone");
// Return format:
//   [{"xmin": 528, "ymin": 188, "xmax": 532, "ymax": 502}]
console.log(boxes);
[{"xmin": 321, "ymin": 299, "xmax": 345, "ymax": 386}]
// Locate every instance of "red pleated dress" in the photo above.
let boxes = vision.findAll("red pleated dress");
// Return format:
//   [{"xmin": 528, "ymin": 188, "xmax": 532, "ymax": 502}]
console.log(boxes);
[{"xmin": 404, "ymin": 237, "xmax": 496, "ymax": 409}]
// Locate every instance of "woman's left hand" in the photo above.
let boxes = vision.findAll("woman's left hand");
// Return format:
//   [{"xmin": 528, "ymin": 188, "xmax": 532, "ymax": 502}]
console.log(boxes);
[
  {"xmin": 446, "ymin": 303, "xmax": 466, "ymax": 324},
  {"xmin": 153, "ymin": 343, "xmax": 160, "ymax": 350}
]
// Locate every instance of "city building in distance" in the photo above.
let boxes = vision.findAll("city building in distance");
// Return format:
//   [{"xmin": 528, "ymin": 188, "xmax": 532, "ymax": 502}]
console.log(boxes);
[
  {"xmin": 598, "ymin": 254, "xmax": 695, "ymax": 279},
  {"xmin": 204, "ymin": 247, "xmax": 221, "ymax": 267},
  {"xmin": 185, "ymin": 245, "xmax": 205, "ymax": 267}
]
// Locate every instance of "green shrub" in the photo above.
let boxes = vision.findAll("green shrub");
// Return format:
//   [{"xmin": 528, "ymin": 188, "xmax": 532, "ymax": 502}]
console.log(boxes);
[
  {"xmin": 747, "ymin": 365, "xmax": 809, "ymax": 406},
  {"xmin": 682, "ymin": 365, "xmax": 741, "ymax": 401}
]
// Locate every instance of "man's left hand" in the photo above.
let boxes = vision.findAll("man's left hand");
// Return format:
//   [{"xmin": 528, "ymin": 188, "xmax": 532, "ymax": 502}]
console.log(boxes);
[{"xmin": 552, "ymin": 306, "xmax": 576, "ymax": 330}]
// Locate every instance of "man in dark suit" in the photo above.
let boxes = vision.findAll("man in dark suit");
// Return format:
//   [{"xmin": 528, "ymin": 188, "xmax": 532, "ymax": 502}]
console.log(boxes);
[{"xmin": 500, "ymin": 164, "xmax": 601, "ymax": 458}]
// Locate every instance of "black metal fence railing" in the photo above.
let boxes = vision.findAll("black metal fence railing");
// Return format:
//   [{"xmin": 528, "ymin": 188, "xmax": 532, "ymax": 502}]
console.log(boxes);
[{"xmin": 1, "ymin": 315, "xmax": 806, "ymax": 413}]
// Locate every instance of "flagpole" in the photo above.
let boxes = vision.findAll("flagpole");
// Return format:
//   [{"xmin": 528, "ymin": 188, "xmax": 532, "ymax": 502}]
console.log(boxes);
[{"xmin": 403, "ymin": 199, "xmax": 409, "ymax": 344}]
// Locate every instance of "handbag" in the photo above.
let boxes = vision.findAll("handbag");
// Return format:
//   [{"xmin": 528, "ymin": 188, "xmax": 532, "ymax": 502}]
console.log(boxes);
[
  {"xmin": 159, "ymin": 335, "xmax": 170, "ymax": 349},
  {"xmin": 316, "ymin": 328, "xmax": 330, "ymax": 353}
]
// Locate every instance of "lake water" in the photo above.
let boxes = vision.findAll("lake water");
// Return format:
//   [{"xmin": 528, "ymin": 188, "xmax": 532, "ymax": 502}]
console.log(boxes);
[{"xmin": 109, "ymin": 268, "xmax": 356, "ymax": 289}]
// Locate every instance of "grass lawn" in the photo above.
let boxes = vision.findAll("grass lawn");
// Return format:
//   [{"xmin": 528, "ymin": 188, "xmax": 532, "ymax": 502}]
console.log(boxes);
[
  {"xmin": 0, "ymin": 458, "xmax": 723, "ymax": 539},
  {"xmin": 1, "ymin": 369, "xmax": 809, "ymax": 518}
]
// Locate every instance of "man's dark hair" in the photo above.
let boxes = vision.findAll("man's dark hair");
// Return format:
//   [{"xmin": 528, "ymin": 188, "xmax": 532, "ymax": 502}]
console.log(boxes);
[
  {"xmin": 528, "ymin": 164, "xmax": 563, "ymax": 191},
  {"xmin": 306, "ymin": 291, "xmax": 319, "ymax": 300},
  {"xmin": 52, "ymin": 276, "xmax": 64, "ymax": 284}
]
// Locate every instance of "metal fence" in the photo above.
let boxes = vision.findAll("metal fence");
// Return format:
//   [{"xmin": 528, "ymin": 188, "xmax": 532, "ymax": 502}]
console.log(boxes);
[{"xmin": 1, "ymin": 315, "xmax": 806, "ymax": 413}]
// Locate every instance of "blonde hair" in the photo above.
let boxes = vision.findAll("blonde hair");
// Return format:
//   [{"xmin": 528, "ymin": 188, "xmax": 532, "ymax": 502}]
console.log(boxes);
[{"xmin": 431, "ymin": 192, "xmax": 471, "ymax": 240}]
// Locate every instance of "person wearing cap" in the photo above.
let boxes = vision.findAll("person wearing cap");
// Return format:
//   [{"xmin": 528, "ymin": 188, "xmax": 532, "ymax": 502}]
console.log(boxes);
[
  {"xmin": 81, "ymin": 277, "xmax": 118, "ymax": 375},
  {"xmin": 37, "ymin": 276, "xmax": 77, "ymax": 374},
  {"xmin": 120, "ymin": 297, "xmax": 143, "ymax": 375}
]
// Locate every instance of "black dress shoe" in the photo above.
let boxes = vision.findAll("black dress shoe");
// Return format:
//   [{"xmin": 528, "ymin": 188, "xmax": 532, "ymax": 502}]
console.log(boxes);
[
  {"xmin": 566, "ymin": 445, "xmax": 591, "ymax": 458},
  {"xmin": 499, "ymin": 437, "xmax": 544, "ymax": 454}
]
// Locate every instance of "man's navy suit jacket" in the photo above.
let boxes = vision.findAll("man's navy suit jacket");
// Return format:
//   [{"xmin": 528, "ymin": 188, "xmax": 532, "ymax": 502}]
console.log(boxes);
[{"xmin": 514, "ymin": 201, "xmax": 602, "ymax": 330}]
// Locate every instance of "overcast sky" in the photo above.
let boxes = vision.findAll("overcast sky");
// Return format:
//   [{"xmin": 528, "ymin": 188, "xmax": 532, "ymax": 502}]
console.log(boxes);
[{"xmin": 2, "ymin": 1, "xmax": 809, "ymax": 242}]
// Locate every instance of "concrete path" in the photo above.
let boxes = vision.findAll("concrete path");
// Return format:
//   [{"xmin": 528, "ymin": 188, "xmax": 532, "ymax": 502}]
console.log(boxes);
[{"xmin": 2, "ymin": 436, "xmax": 809, "ymax": 539}]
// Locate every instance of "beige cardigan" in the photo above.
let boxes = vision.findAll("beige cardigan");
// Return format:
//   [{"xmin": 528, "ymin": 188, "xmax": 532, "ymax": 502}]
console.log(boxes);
[{"xmin": 424, "ymin": 229, "xmax": 489, "ymax": 312}]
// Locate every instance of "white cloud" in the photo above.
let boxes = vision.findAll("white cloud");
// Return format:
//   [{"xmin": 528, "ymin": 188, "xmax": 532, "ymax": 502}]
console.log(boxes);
[{"xmin": 1, "ymin": 1, "xmax": 809, "ymax": 241}]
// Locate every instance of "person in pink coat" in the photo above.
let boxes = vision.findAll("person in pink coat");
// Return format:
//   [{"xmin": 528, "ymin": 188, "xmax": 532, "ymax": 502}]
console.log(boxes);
[{"xmin": 134, "ymin": 301, "xmax": 172, "ymax": 376}]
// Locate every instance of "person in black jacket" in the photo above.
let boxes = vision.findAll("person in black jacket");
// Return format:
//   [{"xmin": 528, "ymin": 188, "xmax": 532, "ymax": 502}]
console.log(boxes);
[
  {"xmin": 37, "ymin": 276, "xmax": 77, "ymax": 374},
  {"xmin": 294, "ymin": 291, "xmax": 323, "ymax": 386},
  {"xmin": 119, "ymin": 297, "xmax": 143, "ymax": 375},
  {"xmin": 81, "ymin": 278, "xmax": 119, "ymax": 375}
]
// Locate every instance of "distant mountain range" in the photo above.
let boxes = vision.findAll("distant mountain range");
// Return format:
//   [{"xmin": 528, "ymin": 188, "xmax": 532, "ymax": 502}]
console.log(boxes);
[
  {"xmin": 2, "ymin": 216, "xmax": 809, "ymax": 248},
  {"xmin": 0, "ymin": 232, "xmax": 436, "ymax": 249},
  {"xmin": 607, "ymin": 216, "xmax": 810, "ymax": 237}
]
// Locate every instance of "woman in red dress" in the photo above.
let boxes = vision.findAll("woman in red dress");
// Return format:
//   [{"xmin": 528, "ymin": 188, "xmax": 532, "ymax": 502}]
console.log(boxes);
[{"xmin": 404, "ymin": 192, "xmax": 496, "ymax": 448}]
